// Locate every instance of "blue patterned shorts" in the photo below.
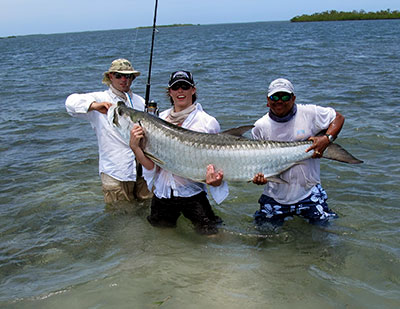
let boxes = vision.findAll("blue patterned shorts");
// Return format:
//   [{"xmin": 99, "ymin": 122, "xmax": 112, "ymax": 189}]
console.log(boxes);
[{"xmin": 254, "ymin": 184, "xmax": 338, "ymax": 226}]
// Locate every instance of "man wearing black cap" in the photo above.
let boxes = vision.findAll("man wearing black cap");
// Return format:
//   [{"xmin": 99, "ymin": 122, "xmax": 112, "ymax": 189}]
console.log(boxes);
[
  {"xmin": 252, "ymin": 78, "xmax": 345, "ymax": 228},
  {"xmin": 129, "ymin": 71, "xmax": 229, "ymax": 235},
  {"xmin": 65, "ymin": 59, "xmax": 152, "ymax": 204}
]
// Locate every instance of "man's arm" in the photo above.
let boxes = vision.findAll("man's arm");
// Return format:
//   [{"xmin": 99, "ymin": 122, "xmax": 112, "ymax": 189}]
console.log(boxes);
[
  {"xmin": 88, "ymin": 102, "xmax": 112, "ymax": 114},
  {"xmin": 129, "ymin": 125, "xmax": 155, "ymax": 170},
  {"xmin": 66, "ymin": 92, "xmax": 112, "ymax": 116},
  {"xmin": 307, "ymin": 112, "xmax": 345, "ymax": 158}
]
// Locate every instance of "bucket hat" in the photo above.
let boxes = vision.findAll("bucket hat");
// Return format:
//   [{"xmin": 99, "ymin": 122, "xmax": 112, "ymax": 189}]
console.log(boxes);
[{"xmin": 102, "ymin": 59, "xmax": 140, "ymax": 85}]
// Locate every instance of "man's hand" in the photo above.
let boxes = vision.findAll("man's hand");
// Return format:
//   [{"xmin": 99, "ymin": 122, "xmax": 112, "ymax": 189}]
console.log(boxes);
[
  {"xmin": 206, "ymin": 164, "xmax": 224, "ymax": 187},
  {"xmin": 89, "ymin": 102, "xmax": 112, "ymax": 114},
  {"xmin": 129, "ymin": 124, "xmax": 144, "ymax": 151},
  {"xmin": 306, "ymin": 135, "xmax": 330, "ymax": 158},
  {"xmin": 252, "ymin": 173, "xmax": 268, "ymax": 185},
  {"xmin": 129, "ymin": 124, "xmax": 155, "ymax": 171}
]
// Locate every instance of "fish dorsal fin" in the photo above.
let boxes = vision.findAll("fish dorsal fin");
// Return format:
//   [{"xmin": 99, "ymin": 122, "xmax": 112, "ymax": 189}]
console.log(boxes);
[
  {"xmin": 315, "ymin": 129, "xmax": 327, "ymax": 137},
  {"xmin": 222, "ymin": 125, "xmax": 254, "ymax": 137}
]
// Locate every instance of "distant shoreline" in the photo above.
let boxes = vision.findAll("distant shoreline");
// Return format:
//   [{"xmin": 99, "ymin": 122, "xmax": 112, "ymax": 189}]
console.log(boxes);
[
  {"xmin": 136, "ymin": 23, "xmax": 199, "ymax": 29},
  {"xmin": 291, "ymin": 9, "xmax": 400, "ymax": 22},
  {"xmin": 0, "ymin": 24, "xmax": 200, "ymax": 38},
  {"xmin": 2, "ymin": 16, "xmax": 399, "ymax": 38},
  {"xmin": 0, "ymin": 35, "xmax": 17, "ymax": 39}
]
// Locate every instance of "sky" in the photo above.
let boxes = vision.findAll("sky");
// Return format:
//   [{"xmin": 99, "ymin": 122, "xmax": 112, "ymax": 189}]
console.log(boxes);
[{"xmin": 1, "ymin": 0, "xmax": 399, "ymax": 37}]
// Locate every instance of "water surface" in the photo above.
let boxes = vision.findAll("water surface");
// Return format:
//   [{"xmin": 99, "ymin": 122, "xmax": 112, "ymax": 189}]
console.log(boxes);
[{"xmin": 0, "ymin": 20, "xmax": 399, "ymax": 308}]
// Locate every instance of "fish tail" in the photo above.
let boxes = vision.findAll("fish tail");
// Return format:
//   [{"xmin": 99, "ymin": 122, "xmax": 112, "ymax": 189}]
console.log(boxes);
[{"xmin": 323, "ymin": 143, "xmax": 363, "ymax": 164}]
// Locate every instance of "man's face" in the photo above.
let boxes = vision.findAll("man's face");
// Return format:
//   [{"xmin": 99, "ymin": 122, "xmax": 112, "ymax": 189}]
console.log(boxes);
[
  {"xmin": 267, "ymin": 92, "xmax": 296, "ymax": 117},
  {"xmin": 109, "ymin": 72, "xmax": 135, "ymax": 92}
]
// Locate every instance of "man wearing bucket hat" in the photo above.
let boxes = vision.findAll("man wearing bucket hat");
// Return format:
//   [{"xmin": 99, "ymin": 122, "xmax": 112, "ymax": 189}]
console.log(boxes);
[
  {"xmin": 251, "ymin": 78, "xmax": 345, "ymax": 228},
  {"xmin": 65, "ymin": 58, "xmax": 152, "ymax": 204}
]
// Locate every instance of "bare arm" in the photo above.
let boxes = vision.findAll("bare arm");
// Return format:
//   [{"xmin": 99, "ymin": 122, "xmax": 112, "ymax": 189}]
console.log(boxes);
[
  {"xmin": 88, "ymin": 102, "xmax": 113, "ymax": 114},
  {"xmin": 129, "ymin": 125, "xmax": 155, "ymax": 170},
  {"xmin": 307, "ymin": 111, "xmax": 345, "ymax": 158}
]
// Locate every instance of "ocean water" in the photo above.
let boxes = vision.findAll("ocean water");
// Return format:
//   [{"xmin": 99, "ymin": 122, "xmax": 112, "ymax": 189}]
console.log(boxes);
[{"xmin": 0, "ymin": 20, "xmax": 399, "ymax": 308}]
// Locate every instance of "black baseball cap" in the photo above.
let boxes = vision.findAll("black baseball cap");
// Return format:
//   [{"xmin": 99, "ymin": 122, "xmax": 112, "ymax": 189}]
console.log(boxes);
[{"xmin": 168, "ymin": 70, "xmax": 195, "ymax": 87}]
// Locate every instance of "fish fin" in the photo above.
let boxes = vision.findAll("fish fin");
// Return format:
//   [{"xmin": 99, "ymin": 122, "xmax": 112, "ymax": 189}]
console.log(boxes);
[
  {"xmin": 143, "ymin": 151, "xmax": 165, "ymax": 166},
  {"xmin": 222, "ymin": 125, "xmax": 254, "ymax": 137},
  {"xmin": 266, "ymin": 176, "xmax": 288, "ymax": 184},
  {"xmin": 315, "ymin": 129, "xmax": 328, "ymax": 137},
  {"xmin": 315, "ymin": 130, "xmax": 363, "ymax": 164},
  {"xmin": 247, "ymin": 175, "xmax": 288, "ymax": 184},
  {"xmin": 323, "ymin": 143, "xmax": 363, "ymax": 164}
]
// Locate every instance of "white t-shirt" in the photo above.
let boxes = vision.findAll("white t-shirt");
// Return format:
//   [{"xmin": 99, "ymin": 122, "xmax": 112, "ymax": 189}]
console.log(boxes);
[
  {"xmin": 65, "ymin": 88, "xmax": 145, "ymax": 182},
  {"xmin": 252, "ymin": 104, "xmax": 336, "ymax": 204},
  {"xmin": 143, "ymin": 103, "xmax": 229, "ymax": 204}
]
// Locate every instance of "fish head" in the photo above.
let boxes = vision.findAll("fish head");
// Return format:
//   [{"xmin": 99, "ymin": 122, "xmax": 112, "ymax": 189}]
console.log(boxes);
[
  {"xmin": 118, "ymin": 102, "xmax": 144, "ymax": 123},
  {"xmin": 107, "ymin": 103, "xmax": 142, "ymax": 143},
  {"xmin": 108, "ymin": 103, "xmax": 141, "ymax": 126}
]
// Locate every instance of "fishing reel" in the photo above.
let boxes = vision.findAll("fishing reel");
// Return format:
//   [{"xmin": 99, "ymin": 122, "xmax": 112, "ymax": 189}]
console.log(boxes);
[{"xmin": 145, "ymin": 100, "xmax": 159, "ymax": 116}]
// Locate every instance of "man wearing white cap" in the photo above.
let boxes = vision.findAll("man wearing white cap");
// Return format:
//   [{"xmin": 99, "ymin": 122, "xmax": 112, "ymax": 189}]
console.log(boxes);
[
  {"xmin": 251, "ymin": 78, "xmax": 345, "ymax": 227},
  {"xmin": 65, "ymin": 59, "xmax": 152, "ymax": 204}
]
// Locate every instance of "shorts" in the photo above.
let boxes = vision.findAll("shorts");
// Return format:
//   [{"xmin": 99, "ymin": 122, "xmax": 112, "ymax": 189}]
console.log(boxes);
[
  {"xmin": 101, "ymin": 173, "xmax": 152, "ymax": 204},
  {"xmin": 254, "ymin": 184, "xmax": 338, "ymax": 227},
  {"xmin": 147, "ymin": 191, "xmax": 223, "ymax": 235}
]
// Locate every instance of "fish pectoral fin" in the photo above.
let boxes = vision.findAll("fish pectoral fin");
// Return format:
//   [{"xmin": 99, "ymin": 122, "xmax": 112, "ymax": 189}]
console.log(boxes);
[
  {"xmin": 143, "ymin": 151, "xmax": 165, "ymax": 166},
  {"xmin": 246, "ymin": 175, "xmax": 288, "ymax": 184},
  {"xmin": 266, "ymin": 176, "xmax": 288, "ymax": 184}
]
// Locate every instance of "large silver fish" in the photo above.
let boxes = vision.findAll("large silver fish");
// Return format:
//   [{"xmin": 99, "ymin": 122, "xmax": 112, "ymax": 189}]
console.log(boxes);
[{"xmin": 108, "ymin": 103, "xmax": 362, "ymax": 183}]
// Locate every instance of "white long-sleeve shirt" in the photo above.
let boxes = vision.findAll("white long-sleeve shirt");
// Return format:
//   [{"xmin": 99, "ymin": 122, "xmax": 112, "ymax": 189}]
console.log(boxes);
[
  {"xmin": 252, "ymin": 104, "xmax": 336, "ymax": 204},
  {"xmin": 65, "ymin": 88, "xmax": 145, "ymax": 181},
  {"xmin": 143, "ymin": 103, "xmax": 229, "ymax": 204}
]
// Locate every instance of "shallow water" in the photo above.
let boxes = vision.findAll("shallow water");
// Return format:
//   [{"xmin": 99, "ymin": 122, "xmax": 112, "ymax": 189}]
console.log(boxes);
[{"xmin": 0, "ymin": 20, "xmax": 399, "ymax": 308}]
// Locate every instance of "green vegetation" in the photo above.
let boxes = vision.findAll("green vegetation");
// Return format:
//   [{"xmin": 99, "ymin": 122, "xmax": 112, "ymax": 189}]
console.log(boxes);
[
  {"xmin": 291, "ymin": 9, "xmax": 400, "ymax": 22},
  {"xmin": 137, "ymin": 24, "xmax": 197, "ymax": 29}
]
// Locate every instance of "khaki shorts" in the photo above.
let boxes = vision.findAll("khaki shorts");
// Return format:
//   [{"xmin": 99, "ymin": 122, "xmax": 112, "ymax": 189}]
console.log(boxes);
[{"xmin": 101, "ymin": 173, "xmax": 153, "ymax": 204}]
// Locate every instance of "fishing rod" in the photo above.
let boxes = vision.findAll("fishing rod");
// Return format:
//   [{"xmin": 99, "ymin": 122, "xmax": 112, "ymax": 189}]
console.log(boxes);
[{"xmin": 144, "ymin": 0, "xmax": 159, "ymax": 115}]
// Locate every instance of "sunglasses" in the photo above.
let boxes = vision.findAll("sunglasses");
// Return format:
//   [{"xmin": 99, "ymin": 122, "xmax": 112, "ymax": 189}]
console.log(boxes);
[
  {"xmin": 170, "ymin": 82, "xmax": 192, "ymax": 91},
  {"xmin": 269, "ymin": 93, "xmax": 292, "ymax": 102},
  {"xmin": 113, "ymin": 72, "xmax": 135, "ymax": 80}
]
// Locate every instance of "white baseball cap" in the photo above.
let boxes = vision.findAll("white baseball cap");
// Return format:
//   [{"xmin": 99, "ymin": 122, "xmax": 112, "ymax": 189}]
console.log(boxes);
[{"xmin": 268, "ymin": 78, "xmax": 295, "ymax": 97}]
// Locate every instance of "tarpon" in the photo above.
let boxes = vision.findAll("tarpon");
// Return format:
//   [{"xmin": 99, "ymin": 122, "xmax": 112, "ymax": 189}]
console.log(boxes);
[{"xmin": 108, "ymin": 103, "xmax": 362, "ymax": 183}]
